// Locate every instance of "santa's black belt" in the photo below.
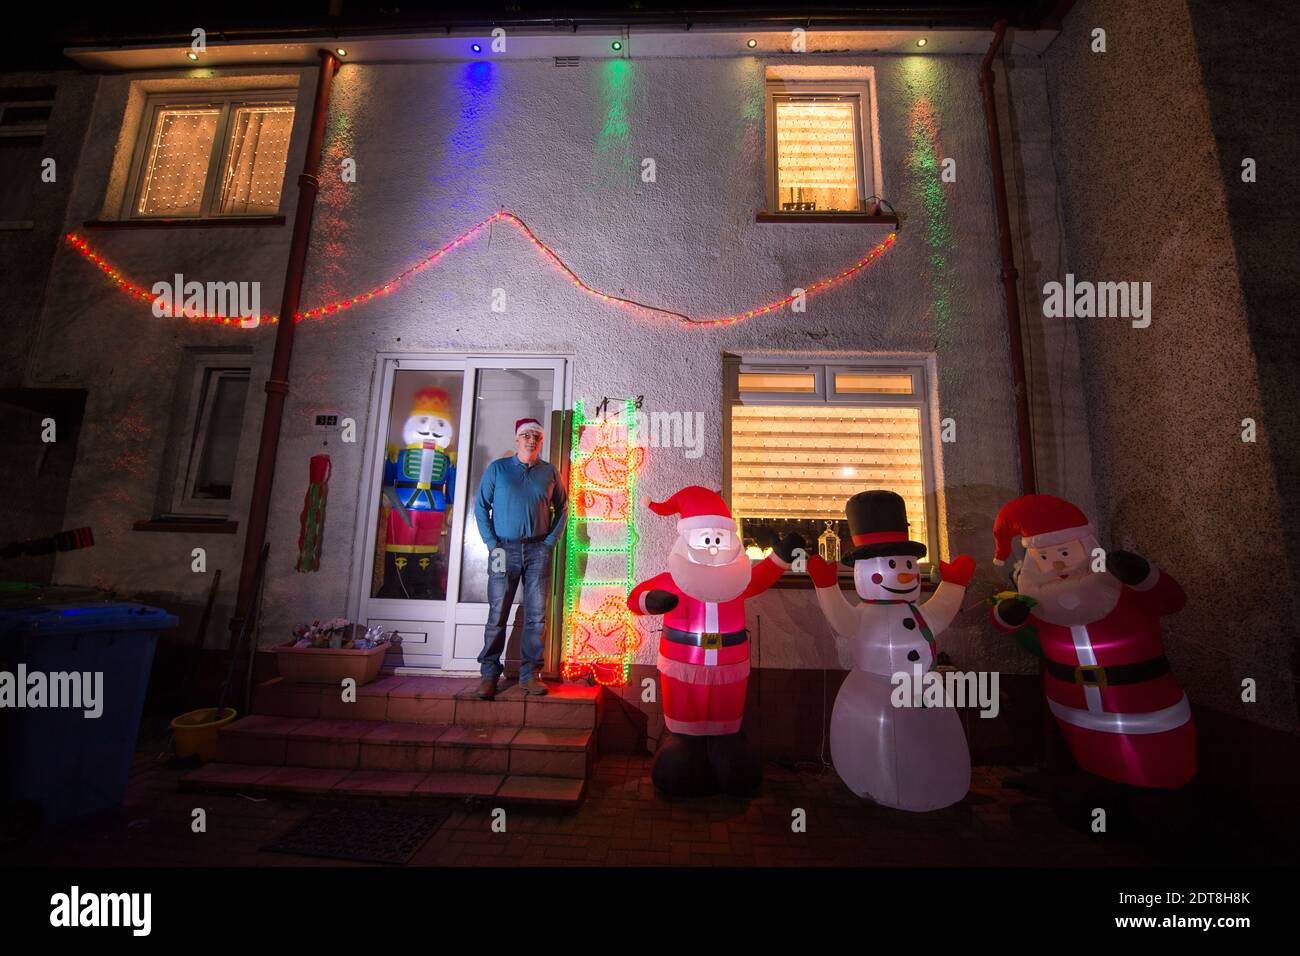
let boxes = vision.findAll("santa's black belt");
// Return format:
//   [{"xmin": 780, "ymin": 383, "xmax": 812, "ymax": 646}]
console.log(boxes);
[
  {"xmin": 662, "ymin": 627, "xmax": 747, "ymax": 649},
  {"xmin": 1044, "ymin": 655, "xmax": 1170, "ymax": 689}
]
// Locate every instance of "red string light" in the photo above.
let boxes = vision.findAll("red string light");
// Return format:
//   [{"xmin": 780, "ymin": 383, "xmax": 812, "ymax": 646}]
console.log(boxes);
[{"xmin": 65, "ymin": 211, "xmax": 897, "ymax": 328}]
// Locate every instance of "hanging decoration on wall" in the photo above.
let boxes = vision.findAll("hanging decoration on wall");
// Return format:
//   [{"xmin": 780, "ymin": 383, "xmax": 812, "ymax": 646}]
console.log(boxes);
[
  {"xmin": 295, "ymin": 454, "xmax": 331, "ymax": 573},
  {"xmin": 561, "ymin": 399, "xmax": 645, "ymax": 687},
  {"xmin": 64, "ymin": 210, "xmax": 897, "ymax": 328}
]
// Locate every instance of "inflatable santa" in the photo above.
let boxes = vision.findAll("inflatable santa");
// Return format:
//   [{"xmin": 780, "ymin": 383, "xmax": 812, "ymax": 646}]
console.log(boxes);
[
  {"xmin": 989, "ymin": 494, "xmax": 1195, "ymax": 789},
  {"xmin": 628, "ymin": 486, "xmax": 803, "ymax": 797},
  {"xmin": 378, "ymin": 387, "xmax": 456, "ymax": 600},
  {"xmin": 806, "ymin": 490, "xmax": 976, "ymax": 811}
]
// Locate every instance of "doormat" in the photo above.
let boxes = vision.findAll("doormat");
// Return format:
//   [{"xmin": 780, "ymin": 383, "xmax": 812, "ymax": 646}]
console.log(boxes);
[{"xmin": 263, "ymin": 803, "xmax": 451, "ymax": 865}]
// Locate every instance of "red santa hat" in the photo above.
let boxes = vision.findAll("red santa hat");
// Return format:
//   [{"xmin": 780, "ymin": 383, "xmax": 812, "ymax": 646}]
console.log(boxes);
[
  {"xmin": 648, "ymin": 486, "xmax": 734, "ymax": 532},
  {"xmin": 992, "ymin": 494, "xmax": 1094, "ymax": 565},
  {"xmin": 515, "ymin": 417, "xmax": 544, "ymax": 436}
]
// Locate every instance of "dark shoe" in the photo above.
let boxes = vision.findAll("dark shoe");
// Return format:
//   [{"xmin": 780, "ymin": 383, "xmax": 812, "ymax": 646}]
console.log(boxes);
[
  {"xmin": 519, "ymin": 678, "xmax": 549, "ymax": 696},
  {"xmin": 651, "ymin": 733, "xmax": 717, "ymax": 797},
  {"xmin": 476, "ymin": 678, "xmax": 498, "ymax": 700},
  {"xmin": 706, "ymin": 732, "xmax": 762, "ymax": 797}
]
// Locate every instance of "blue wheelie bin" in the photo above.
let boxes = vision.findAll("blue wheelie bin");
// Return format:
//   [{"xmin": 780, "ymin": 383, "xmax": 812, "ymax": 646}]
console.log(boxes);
[{"xmin": 0, "ymin": 600, "xmax": 177, "ymax": 827}]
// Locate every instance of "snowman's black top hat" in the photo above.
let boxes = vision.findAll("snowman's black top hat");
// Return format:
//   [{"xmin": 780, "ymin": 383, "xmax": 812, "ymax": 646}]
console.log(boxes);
[{"xmin": 842, "ymin": 490, "xmax": 928, "ymax": 566}]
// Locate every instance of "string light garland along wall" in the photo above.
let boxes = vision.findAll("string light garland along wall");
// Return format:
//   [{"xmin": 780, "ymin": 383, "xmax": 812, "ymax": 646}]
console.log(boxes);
[
  {"xmin": 561, "ymin": 400, "xmax": 645, "ymax": 687},
  {"xmin": 64, "ymin": 210, "xmax": 897, "ymax": 328}
]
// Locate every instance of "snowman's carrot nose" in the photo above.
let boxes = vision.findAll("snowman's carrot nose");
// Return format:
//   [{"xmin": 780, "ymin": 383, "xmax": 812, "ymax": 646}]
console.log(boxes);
[{"xmin": 896, "ymin": 573, "xmax": 918, "ymax": 584}]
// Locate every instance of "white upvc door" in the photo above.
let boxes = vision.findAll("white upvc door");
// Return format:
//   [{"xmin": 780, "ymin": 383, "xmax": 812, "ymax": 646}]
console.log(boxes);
[
  {"xmin": 444, "ymin": 356, "xmax": 569, "ymax": 673},
  {"xmin": 349, "ymin": 353, "xmax": 569, "ymax": 675}
]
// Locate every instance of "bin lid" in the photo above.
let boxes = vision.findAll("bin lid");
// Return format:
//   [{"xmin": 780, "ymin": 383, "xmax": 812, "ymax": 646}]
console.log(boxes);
[
  {"xmin": 0, "ymin": 602, "xmax": 179, "ymax": 637},
  {"xmin": 0, "ymin": 581, "xmax": 121, "ymax": 607}
]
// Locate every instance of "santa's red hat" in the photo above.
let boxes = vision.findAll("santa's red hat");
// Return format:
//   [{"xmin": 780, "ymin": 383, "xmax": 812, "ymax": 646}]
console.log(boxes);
[
  {"xmin": 515, "ymin": 417, "xmax": 544, "ymax": 436},
  {"xmin": 992, "ymin": 494, "xmax": 1094, "ymax": 565},
  {"xmin": 648, "ymin": 486, "xmax": 734, "ymax": 532}
]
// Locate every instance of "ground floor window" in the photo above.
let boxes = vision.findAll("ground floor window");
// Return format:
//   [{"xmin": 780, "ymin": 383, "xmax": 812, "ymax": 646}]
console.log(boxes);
[{"xmin": 723, "ymin": 356, "xmax": 938, "ymax": 567}]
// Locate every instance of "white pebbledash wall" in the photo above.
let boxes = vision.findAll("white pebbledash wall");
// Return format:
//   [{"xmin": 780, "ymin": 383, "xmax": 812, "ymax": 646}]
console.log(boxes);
[{"xmin": 37, "ymin": 51, "xmax": 1091, "ymax": 677}]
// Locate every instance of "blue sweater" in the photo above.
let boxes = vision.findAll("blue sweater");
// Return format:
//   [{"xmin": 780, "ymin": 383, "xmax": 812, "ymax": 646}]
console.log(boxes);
[{"xmin": 474, "ymin": 455, "xmax": 567, "ymax": 549}]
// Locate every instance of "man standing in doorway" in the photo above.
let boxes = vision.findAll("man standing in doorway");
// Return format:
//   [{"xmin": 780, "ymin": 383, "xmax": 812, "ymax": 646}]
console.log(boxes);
[{"xmin": 474, "ymin": 417, "xmax": 567, "ymax": 699}]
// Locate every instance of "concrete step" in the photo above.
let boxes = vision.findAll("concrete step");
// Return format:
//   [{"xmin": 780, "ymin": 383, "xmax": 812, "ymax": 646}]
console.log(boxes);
[
  {"xmin": 254, "ymin": 676, "xmax": 602, "ymax": 730},
  {"xmin": 216, "ymin": 715, "xmax": 594, "ymax": 779},
  {"xmin": 179, "ymin": 762, "xmax": 585, "ymax": 807}
]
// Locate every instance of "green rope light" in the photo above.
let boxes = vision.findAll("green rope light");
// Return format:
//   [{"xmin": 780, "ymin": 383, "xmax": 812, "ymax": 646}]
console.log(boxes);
[{"xmin": 561, "ymin": 400, "xmax": 640, "ymax": 685}]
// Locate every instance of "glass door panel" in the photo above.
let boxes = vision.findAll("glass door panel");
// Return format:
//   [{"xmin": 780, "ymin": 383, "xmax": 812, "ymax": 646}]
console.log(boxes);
[
  {"xmin": 370, "ymin": 369, "xmax": 465, "ymax": 603},
  {"xmin": 457, "ymin": 367, "xmax": 558, "ymax": 604}
]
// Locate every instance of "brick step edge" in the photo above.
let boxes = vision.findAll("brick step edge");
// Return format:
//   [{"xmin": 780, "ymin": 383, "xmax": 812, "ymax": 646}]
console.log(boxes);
[
  {"xmin": 216, "ymin": 721, "xmax": 594, "ymax": 777},
  {"xmin": 180, "ymin": 764, "xmax": 586, "ymax": 807},
  {"xmin": 254, "ymin": 678, "xmax": 603, "ymax": 730}
]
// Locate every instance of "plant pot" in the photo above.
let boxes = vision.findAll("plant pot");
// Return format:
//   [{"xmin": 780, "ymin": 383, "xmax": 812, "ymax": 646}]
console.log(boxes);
[
  {"xmin": 272, "ymin": 641, "xmax": 389, "ymax": 685},
  {"xmin": 171, "ymin": 707, "xmax": 237, "ymax": 763}
]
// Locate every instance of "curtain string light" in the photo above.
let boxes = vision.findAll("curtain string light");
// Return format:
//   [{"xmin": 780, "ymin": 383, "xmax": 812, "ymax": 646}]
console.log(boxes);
[{"xmin": 65, "ymin": 210, "xmax": 897, "ymax": 328}]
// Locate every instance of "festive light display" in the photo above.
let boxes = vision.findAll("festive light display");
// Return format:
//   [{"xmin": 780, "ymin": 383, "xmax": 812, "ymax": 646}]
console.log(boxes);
[
  {"xmin": 138, "ymin": 108, "xmax": 219, "ymax": 216},
  {"xmin": 903, "ymin": 57, "xmax": 955, "ymax": 336},
  {"xmin": 218, "ymin": 105, "xmax": 295, "ymax": 215},
  {"xmin": 561, "ymin": 401, "xmax": 644, "ymax": 686},
  {"xmin": 65, "ymin": 211, "xmax": 896, "ymax": 328},
  {"xmin": 775, "ymin": 98, "xmax": 861, "ymax": 211}
]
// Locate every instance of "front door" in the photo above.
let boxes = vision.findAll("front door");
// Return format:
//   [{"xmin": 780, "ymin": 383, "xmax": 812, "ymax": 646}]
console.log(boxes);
[{"xmin": 351, "ymin": 355, "xmax": 569, "ymax": 674}]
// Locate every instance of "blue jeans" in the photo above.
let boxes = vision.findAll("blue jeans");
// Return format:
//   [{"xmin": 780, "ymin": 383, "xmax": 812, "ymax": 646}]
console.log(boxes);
[{"xmin": 479, "ymin": 539, "xmax": 552, "ymax": 682}]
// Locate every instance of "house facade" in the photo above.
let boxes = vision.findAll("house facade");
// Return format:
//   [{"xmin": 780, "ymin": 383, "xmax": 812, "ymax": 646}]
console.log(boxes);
[{"xmin": 8, "ymin": 1, "xmax": 1296, "ymax": 797}]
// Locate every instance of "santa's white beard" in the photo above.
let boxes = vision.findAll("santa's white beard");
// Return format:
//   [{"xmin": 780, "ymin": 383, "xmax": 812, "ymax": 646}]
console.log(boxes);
[
  {"xmin": 1019, "ymin": 567, "xmax": 1122, "ymax": 626},
  {"xmin": 667, "ymin": 540, "xmax": 752, "ymax": 603}
]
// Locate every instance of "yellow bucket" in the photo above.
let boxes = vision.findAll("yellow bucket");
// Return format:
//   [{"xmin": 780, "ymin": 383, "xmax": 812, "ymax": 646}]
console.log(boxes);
[{"xmin": 171, "ymin": 707, "xmax": 238, "ymax": 763}]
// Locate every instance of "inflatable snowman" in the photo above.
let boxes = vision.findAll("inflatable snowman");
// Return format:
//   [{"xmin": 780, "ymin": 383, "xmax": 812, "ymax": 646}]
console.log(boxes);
[{"xmin": 806, "ymin": 490, "xmax": 976, "ymax": 811}]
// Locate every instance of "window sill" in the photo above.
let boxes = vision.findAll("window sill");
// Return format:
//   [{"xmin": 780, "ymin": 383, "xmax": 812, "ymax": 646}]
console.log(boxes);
[
  {"xmin": 84, "ymin": 216, "xmax": 285, "ymax": 230},
  {"xmin": 133, "ymin": 518, "xmax": 239, "ymax": 534},
  {"xmin": 755, "ymin": 211, "xmax": 900, "ymax": 226}
]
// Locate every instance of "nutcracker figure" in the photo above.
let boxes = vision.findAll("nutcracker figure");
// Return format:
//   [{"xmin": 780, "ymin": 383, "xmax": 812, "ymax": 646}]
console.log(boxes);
[{"xmin": 378, "ymin": 387, "xmax": 456, "ymax": 599}]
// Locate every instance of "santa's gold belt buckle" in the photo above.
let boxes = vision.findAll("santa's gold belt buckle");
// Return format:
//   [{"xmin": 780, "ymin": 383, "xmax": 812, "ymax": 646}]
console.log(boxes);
[
  {"xmin": 1074, "ymin": 664, "xmax": 1108, "ymax": 689},
  {"xmin": 701, "ymin": 632, "xmax": 723, "ymax": 650}
]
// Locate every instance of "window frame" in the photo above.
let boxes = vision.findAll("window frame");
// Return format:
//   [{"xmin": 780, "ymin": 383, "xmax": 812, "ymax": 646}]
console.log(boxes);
[
  {"xmin": 166, "ymin": 358, "xmax": 252, "ymax": 518},
  {"xmin": 764, "ymin": 78, "xmax": 878, "ymax": 217},
  {"xmin": 121, "ymin": 89, "xmax": 297, "ymax": 221},
  {"xmin": 723, "ymin": 355, "xmax": 939, "ymax": 567}
]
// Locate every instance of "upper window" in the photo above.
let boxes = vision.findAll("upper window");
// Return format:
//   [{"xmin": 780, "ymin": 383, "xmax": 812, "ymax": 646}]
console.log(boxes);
[
  {"xmin": 725, "ymin": 358, "xmax": 937, "ymax": 567},
  {"xmin": 765, "ymin": 78, "xmax": 877, "ymax": 215},
  {"xmin": 124, "ymin": 91, "xmax": 295, "ymax": 219},
  {"xmin": 0, "ymin": 85, "xmax": 54, "ymax": 227}
]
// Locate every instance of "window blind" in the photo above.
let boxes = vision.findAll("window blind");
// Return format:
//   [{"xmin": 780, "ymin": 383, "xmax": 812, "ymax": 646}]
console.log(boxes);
[{"xmin": 731, "ymin": 404, "xmax": 927, "ymax": 549}]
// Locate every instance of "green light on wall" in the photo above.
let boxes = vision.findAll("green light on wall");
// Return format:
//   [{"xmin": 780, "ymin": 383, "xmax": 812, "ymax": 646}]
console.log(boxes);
[
  {"xmin": 590, "ymin": 59, "xmax": 635, "ymax": 194},
  {"xmin": 903, "ymin": 57, "xmax": 955, "ymax": 338}
]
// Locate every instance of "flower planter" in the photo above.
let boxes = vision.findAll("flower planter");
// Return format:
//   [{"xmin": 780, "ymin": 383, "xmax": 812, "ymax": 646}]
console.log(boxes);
[{"xmin": 273, "ymin": 641, "xmax": 389, "ymax": 685}]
